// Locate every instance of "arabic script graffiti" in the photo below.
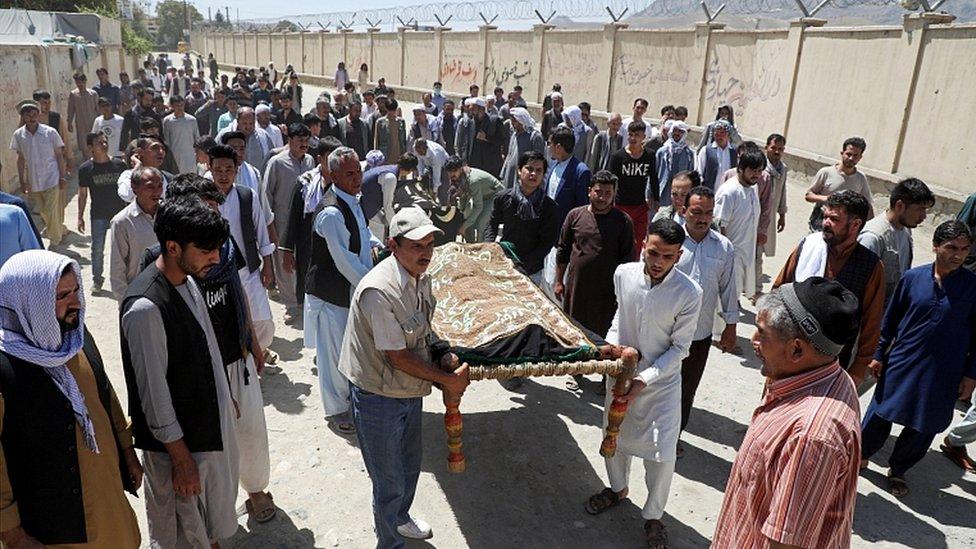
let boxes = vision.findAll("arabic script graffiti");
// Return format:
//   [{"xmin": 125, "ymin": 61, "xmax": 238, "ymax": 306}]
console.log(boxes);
[{"xmin": 484, "ymin": 59, "xmax": 533, "ymax": 88}]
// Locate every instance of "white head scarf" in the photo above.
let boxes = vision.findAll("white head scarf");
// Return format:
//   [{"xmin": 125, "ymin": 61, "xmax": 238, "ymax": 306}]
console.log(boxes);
[
  {"xmin": 0, "ymin": 250, "xmax": 99, "ymax": 453},
  {"xmin": 510, "ymin": 107, "xmax": 536, "ymax": 132},
  {"xmin": 562, "ymin": 105, "xmax": 584, "ymax": 131}
]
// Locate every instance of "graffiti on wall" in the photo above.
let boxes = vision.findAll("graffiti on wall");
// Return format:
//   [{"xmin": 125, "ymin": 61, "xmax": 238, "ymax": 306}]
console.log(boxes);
[
  {"xmin": 703, "ymin": 46, "xmax": 783, "ymax": 115},
  {"xmin": 484, "ymin": 59, "xmax": 533, "ymax": 88},
  {"xmin": 441, "ymin": 57, "xmax": 481, "ymax": 85},
  {"xmin": 615, "ymin": 52, "xmax": 691, "ymax": 87}
]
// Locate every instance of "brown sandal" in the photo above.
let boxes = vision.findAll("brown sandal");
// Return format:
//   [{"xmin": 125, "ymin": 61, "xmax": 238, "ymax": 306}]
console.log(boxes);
[
  {"xmin": 887, "ymin": 475, "xmax": 910, "ymax": 498},
  {"xmin": 644, "ymin": 519, "xmax": 669, "ymax": 549},
  {"xmin": 245, "ymin": 492, "xmax": 277, "ymax": 523},
  {"xmin": 585, "ymin": 487, "xmax": 624, "ymax": 515}
]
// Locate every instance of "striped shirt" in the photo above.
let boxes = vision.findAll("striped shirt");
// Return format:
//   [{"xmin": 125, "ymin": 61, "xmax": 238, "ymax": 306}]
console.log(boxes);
[{"xmin": 712, "ymin": 361, "xmax": 861, "ymax": 549}]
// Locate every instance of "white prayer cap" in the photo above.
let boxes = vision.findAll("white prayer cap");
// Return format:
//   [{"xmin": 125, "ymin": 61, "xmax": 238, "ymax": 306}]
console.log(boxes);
[
  {"xmin": 472, "ymin": 97, "xmax": 486, "ymax": 108},
  {"xmin": 255, "ymin": 104, "xmax": 271, "ymax": 115},
  {"xmin": 550, "ymin": 91, "xmax": 563, "ymax": 100}
]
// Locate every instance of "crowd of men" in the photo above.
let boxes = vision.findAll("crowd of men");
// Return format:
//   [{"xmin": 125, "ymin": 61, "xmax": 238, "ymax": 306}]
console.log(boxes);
[{"xmin": 1, "ymin": 51, "xmax": 974, "ymax": 549}]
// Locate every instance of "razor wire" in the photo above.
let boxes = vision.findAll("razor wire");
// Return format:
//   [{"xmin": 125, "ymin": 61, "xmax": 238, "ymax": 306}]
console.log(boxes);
[{"xmin": 232, "ymin": 0, "xmax": 903, "ymax": 29}]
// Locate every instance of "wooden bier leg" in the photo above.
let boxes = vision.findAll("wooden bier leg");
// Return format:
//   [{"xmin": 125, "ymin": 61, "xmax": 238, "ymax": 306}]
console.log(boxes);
[
  {"xmin": 444, "ymin": 393, "xmax": 465, "ymax": 473},
  {"xmin": 600, "ymin": 346, "xmax": 638, "ymax": 458}
]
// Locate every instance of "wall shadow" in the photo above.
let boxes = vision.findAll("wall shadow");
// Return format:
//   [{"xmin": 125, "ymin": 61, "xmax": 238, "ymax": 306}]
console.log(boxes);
[{"xmin": 420, "ymin": 380, "xmax": 705, "ymax": 548}]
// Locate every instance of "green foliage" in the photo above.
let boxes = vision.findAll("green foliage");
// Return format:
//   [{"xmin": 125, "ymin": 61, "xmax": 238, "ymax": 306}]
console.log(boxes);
[
  {"xmin": 76, "ymin": 4, "xmax": 152, "ymax": 56},
  {"xmin": 273, "ymin": 20, "xmax": 300, "ymax": 32},
  {"xmin": 155, "ymin": 0, "xmax": 204, "ymax": 49}
]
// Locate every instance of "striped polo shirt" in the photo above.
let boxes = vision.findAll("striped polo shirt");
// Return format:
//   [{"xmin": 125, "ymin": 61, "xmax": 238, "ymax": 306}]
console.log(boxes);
[{"xmin": 712, "ymin": 361, "xmax": 861, "ymax": 549}]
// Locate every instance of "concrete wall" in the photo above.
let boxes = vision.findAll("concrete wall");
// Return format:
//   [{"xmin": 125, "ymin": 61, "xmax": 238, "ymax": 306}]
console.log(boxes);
[
  {"xmin": 1, "ymin": 37, "xmax": 139, "ymax": 192},
  {"xmin": 192, "ymin": 16, "xmax": 976, "ymax": 201}
]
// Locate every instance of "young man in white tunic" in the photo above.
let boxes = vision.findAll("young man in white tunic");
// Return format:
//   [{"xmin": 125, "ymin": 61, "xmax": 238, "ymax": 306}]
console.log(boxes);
[
  {"xmin": 714, "ymin": 146, "xmax": 766, "ymax": 297},
  {"xmin": 585, "ymin": 218, "xmax": 703, "ymax": 549},
  {"xmin": 120, "ymin": 197, "xmax": 239, "ymax": 548}
]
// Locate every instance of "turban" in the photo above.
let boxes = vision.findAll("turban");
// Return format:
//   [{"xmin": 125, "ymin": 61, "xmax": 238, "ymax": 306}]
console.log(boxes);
[{"xmin": 365, "ymin": 149, "xmax": 386, "ymax": 168}]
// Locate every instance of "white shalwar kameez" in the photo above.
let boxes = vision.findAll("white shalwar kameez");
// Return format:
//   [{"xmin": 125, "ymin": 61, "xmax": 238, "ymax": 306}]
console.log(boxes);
[
  {"xmin": 603, "ymin": 262, "xmax": 702, "ymax": 521},
  {"xmin": 714, "ymin": 176, "xmax": 760, "ymax": 297},
  {"xmin": 219, "ymin": 185, "xmax": 277, "ymax": 349},
  {"xmin": 304, "ymin": 187, "xmax": 381, "ymax": 417}
]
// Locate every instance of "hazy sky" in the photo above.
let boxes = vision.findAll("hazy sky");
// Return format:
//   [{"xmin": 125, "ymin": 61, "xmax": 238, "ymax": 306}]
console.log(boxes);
[{"xmin": 186, "ymin": 0, "xmax": 411, "ymax": 20}]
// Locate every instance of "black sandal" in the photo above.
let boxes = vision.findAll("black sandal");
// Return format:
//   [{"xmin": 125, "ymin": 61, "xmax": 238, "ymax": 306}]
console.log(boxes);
[
  {"xmin": 585, "ymin": 487, "xmax": 624, "ymax": 515},
  {"xmin": 644, "ymin": 519, "xmax": 669, "ymax": 549}
]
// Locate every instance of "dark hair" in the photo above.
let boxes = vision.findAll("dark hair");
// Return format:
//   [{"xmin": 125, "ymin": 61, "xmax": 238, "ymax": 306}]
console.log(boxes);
[
  {"xmin": 843, "ymin": 136, "xmax": 866, "ymax": 153},
  {"xmin": 590, "ymin": 170, "xmax": 618, "ymax": 188},
  {"xmin": 86, "ymin": 132, "xmax": 104, "ymax": 147},
  {"xmin": 287, "ymin": 123, "xmax": 312, "ymax": 139},
  {"xmin": 154, "ymin": 196, "xmax": 229, "ymax": 254},
  {"xmin": 688, "ymin": 185, "xmax": 715, "ymax": 202},
  {"xmin": 674, "ymin": 106, "xmax": 688, "ymax": 117},
  {"xmin": 97, "ymin": 97, "xmax": 111, "ymax": 107},
  {"xmin": 443, "ymin": 99, "xmax": 455, "ymax": 107},
  {"xmin": 737, "ymin": 147, "xmax": 768, "ymax": 171},
  {"xmin": 387, "ymin": 99, "xmax": 399, "ymax": 111},
  {"xmin": 674, "ymin": 170, "xmax": 702, "ymax": 187},
  {"xmin": 549, "ymin": 126, "xmax": 576, "ymax": 153},
  {"xmin": 310, "ymin": 136, "xmax": 343, "ymax": 159},
  {"xmin": 890, "ymin": 178, "xmax": 934, "ymax": 209},
  {"xmin": 344, "ymin": 82, "xmax": 355, "ymax": 91},
  {"xmin": 933, "ymin": 220, "xmax": 973, "ymax": 246},
  {"xmin": 494, "ymin": 86, "xmax": 504, "ymax": 94},
  {"xmin": 824, "ymin": 190, "xmax": 870, "ymax": 225},
  {"xmin": 518, "ymin": 150, "xmax": 548, "ymax": 172},
  {"xmin": 578, "ymin": 101, "xmax": 591, "ymax": 112},
  {"xmin": 647, "ymin": 218, "xmax": 686, "ymax": 245},
  {"xmin": 208, "ymin": 144, "xmax": 239, "ymax": 165},
  {"xmin": 660, "ymin": 104, "xmax": 675, "ymax": 115},
  {"xmin": 193, "ymin": 135, "xmax": 217, "ymax": 152},
  {"xmin": 627, "ymin": 120, "xmax": 647, "ymax": 134},
  {"xmin": 469, "ymin": 84, "xmax": 479, "ymax": 92},
  {"xmin": 514, "ymin": 85, "xmax": 523, "ymax": 91},
  {"xmin": 220, "ymin": 131, "xmax": 247, "ymax": 145},
  {"xmin": 552, "ymin": 83, "xmax": 561, "ymax": 91},
  {"xmin": 633, "ymin": 97, "xmax": 649, "ymax": 108},
  {"xmin": 397, "ymin": 153, "xmax": 419, "ymax": 171},
  {"xmin": 32, "ymin": 89, "xmax": 51, "ymax": 101},
  {"xmin": 766, "ymin": 133, "xmax": 786, "ymax": 146},
  {"xmin": 168, "ymin": 173, "xmax": 225, "ymax": 205},
  {"xmin": 444, "ymin": 155, "xmax": 465, "ymax": 172},
  {"xmin": 302, "ymin": 113, "xmax": 322, "ymax": 127},
  {"xmin": 140, "ymin": 118, "xmax": 161, "ymax": 132},
  {"xmin": 168, "ymin": 94, "xmax": 184, "ymax": 104}
]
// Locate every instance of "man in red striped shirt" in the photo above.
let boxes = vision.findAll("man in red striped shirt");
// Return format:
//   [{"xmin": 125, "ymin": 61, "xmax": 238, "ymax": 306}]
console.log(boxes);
[{"xmin": 712, "ymin": 277, "xmax": 862, "ymax": 549}]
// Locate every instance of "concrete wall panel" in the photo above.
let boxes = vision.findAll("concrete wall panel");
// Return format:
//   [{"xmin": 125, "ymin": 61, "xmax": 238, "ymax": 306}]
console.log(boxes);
[
  {"xmin": 372, "ymin": 34, "xmax": 402, "ymax": 85},
  {"xmin": 612, "ymin": 30, "xmax": 701, "ymax": 119},
  {"xmin": 705, "ymin": 31, "xmax": 792, "ymax": 141},
  {"xmin": 485, "ymin": 31, "xmax": 537, "ymax": 99},
  {"xmin": 306, "ymin": 34, "xmax": 323, "ymax": 75},
  {"xmin": 789, "ymin": 28, "xmax": 911, "ymax": 173},
  {"xmin": 899, "ymin": 26, "xmax": 976, "ymax": 195},
  {"xmin": 347, "ymin": 34, "xmax": 371, "ymax": 78},
  {"xmin": 235, "ymin": 35, "xmax": 246, "ymax": 65},
  {"xmin": 0, "ymin": 47, "xmax": 43, "ymax": 190},
  {"xmin": 284, "ymin": 34, "xmax": 302, "ymax": 70},
  {"xmin": 257, "ymin": 36, "xmax": 271, "ymax": 68},
  {"xmin": 403, "ymin": 32, "xmax": 438, "ymax": 88},
  {"xmin": 322, "ymin": 33, "xmax": 344, "ymax": 77},
  {"xmin": 271, "ymin": 35, "xmax": 287, "ymax": 68},
  {"xmin": 440, "ymin": 32, "xmax": 482, "ymax": 93},
  {"xmin": 542, "ymin": 31, "xmax": 606, "ymax": 107}
]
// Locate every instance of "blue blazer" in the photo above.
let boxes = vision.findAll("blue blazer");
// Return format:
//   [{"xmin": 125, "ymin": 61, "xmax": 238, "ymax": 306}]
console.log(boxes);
[{"xmin": 546, "ymin": 156, "xmax": 591, "ymax": 229}]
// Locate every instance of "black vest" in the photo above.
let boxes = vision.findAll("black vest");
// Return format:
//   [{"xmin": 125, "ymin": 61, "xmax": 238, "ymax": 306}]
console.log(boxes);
[
  {"xmin": 234, "ymin": 184, "xmax": 261, "ymax": 273},
  {"xmin": 0, "ymin": 332, "xmax": 135, "ymax": 545},
  {"xmin": 305, "ymin": 196, "xmax": 362, "ymax": 308},
  {"xmin": 834, "ymin": 244, "xmax": 880, "ymax": 368},
  {"xmin": 799, "ymin": 240, "xmax": 880, "ymax": 368},
  {"xmin": 120, "ymin": 264, "xmax": 223, "ymax": 452}
]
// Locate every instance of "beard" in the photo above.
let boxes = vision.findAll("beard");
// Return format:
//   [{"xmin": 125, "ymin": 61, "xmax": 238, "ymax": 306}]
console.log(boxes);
[{"xmin": 58, "ymin": 311, "xmax": 80, "ymax": 333}]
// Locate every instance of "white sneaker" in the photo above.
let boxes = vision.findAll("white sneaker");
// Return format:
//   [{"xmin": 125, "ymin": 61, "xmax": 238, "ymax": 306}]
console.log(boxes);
[{"xmin": 397, "ymin": 516, "xmax": 433, "ymax": 540}]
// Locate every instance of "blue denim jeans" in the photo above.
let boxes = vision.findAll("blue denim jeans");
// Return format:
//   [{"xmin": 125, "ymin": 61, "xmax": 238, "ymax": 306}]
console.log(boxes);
[
  {"xmin": 90, "ymin": 218, "xmax": 111, "ymax": 284},
  {"xmin": 350, "ymin": 384, "xmax": 423, "ymax": 549}
]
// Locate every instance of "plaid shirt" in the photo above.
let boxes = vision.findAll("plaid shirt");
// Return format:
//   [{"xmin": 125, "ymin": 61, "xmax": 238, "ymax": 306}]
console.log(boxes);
[{"xmin": 712, "ymin": 361, "xmax": 861, "ymax": 549}]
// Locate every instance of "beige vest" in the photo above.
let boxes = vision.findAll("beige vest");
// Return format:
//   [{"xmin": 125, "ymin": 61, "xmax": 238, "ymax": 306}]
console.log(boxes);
[{"xmin": 339, "ymin": 256, "xmax": 436, "ymax": 398}]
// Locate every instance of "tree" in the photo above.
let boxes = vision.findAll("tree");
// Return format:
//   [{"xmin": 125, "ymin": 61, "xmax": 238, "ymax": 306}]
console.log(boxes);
[
  {"xmin": 155, "ymin": 0, "xmax": 203, "ymax": 49},
  {"xmin": 211, "ymin": 10, "xmax": 233, "ymax": 30},
  {"xmin": 273, "ymin": 20, "xmax": 300, "ymax": 32}
]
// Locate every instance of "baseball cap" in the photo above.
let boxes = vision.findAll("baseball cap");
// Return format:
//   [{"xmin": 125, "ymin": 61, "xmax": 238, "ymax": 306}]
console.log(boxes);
[{"xmin": 389, "ymin": 207, "xmax": 443, "ymax": 240}]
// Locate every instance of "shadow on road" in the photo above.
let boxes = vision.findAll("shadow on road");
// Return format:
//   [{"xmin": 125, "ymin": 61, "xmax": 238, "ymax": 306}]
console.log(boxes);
[
  {"xmin": 420, "ymin": 379, "xmax": 707, "ymax": 548},
  {"xmin": 223, "ymin": 508, "xmax": 316, "ymax": 548},
  {"xmin": 261, "ymin": 369, "xmax": 311, "ymax": 415}
]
